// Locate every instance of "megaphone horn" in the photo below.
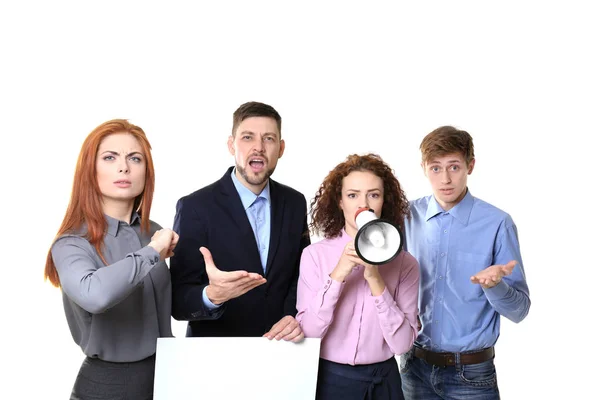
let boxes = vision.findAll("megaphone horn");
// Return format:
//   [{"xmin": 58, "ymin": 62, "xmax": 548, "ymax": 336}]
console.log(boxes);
[{"xmin": 354, "ymin": 207, "xmax": 403, "ymax": 265}]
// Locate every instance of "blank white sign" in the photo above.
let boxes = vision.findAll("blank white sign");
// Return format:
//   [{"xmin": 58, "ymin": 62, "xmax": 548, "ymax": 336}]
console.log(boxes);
[{"xmin": 154, "ymin": 337, "xmax": 321, "ymax": 400}]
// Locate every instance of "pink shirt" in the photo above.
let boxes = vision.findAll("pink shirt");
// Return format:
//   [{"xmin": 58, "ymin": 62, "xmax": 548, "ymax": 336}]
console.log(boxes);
[{"xmin": 296, "ymin": 229, "xmax": 420, "ymax": 365}]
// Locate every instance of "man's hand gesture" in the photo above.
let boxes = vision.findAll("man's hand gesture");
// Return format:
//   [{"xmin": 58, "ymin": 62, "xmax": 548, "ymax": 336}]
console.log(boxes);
[
  {"xmin": 470, "ymin": 260, "xmax": 517, "ymax": 289},
  {"xmin": 201, "ymin": 246, "xmax": 266, "ymax": 305}
]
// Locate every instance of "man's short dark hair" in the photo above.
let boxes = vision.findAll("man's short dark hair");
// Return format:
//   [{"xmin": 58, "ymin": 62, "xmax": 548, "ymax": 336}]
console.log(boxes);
[{"xmin": 232, "ymin": 101, "xmax": 282, "ymax": 138}]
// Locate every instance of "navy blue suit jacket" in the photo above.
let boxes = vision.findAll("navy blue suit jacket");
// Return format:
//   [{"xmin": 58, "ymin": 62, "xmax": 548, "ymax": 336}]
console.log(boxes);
[{"xmin": 170, "ymin": 167, "xmax": 310, "ymax": 337}]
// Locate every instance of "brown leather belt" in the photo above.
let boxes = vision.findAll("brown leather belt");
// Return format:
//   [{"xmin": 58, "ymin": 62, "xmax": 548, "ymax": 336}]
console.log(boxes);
[{"xmin": 413, "ymin": 345, "xmax": 494, "ymax": 367}]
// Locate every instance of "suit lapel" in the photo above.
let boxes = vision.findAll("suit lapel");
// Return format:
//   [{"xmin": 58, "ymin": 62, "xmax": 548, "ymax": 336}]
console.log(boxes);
[
  {"xmin": 215, "ymin": 168, "xmax": 263, "ymax": 274},
  {"xmin": 266, "ymin": 180, "xmax": 284, "ymax": 277}
]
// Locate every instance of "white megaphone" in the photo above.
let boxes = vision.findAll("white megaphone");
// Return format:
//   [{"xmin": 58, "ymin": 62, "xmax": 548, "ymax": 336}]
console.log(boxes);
[{"xmin": 354, "ymin": 207, "xmax": 403, "ymax": 265}]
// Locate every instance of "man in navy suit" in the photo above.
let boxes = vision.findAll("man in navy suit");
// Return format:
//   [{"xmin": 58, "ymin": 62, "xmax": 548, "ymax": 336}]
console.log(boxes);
[{"xmin": 171, "ymin": 101, "xmax": 310, "ymax": 342}]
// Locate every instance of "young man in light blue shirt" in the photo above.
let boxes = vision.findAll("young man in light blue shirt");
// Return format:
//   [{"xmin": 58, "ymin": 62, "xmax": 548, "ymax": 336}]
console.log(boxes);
[{"xmin": 401, "ymin": 126, "xmax": 531, "ymax": 400}]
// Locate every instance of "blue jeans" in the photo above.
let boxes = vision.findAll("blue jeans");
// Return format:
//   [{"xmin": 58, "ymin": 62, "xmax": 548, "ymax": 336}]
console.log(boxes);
[{"xmin": 399, "ymin": 349, "xmax": 499, "ymax": 400}]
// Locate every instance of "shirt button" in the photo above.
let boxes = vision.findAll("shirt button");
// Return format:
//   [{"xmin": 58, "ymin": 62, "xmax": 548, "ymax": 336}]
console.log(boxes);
[
  {"xmin": 154, "ymin": 256, "xmax": 159, "ymax": 262},
  {"xmin": 375, "ymin": 299, "xmax": 379, "ymax": 304},
  {"xmin": 438, "ymin": 275, "xmax": 443, "ymax": 279},
  {"xmin": 327, "ymin": 279, "xmax": 331, "ymax": 284},
  {"xmin": 441, "ymin": 253, "xmax": 445, "ymax": 257},
  {"xmin": 444, "ymin": 230, "xmax": 448, "ymax": 233},
  {"xmin": 434, "ymin": 344, "xmax": 439, "ymax": 348},
  {"xmin": 438, "ymin": 297, "xmax": 442, "ymax": 302}
]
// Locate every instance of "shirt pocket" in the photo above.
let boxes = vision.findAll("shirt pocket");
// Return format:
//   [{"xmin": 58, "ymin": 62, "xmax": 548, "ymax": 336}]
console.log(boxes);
[{"xmin": 453, "ymin": 251, "xmax": 492, "ymax": 302}]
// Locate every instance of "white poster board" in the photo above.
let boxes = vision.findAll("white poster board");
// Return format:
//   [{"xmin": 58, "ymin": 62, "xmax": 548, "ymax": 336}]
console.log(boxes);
[{"xmin": 154, "ymin": 337, "xmax": 321, "ymax": 400}]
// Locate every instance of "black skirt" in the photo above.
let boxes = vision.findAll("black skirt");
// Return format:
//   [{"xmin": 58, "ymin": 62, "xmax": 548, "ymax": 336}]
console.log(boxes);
[
  {"xmin": 316, "ymin": 357, "xmax": 404, "ymax": 400},
  {"xmin": 70, "ymin": 354, "xmax": 156, "ymax": 400}
]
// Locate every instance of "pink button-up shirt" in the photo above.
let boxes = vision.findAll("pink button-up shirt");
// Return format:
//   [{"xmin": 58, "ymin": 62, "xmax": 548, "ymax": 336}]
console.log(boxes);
[{"xmin": 296, "ymin": 229, "xmax": 420, "ymax": 365}]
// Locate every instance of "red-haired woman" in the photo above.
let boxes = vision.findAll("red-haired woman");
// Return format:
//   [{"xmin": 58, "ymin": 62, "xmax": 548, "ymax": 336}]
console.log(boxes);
[
  {"xmin": 44, "ymin": 119, "xmax": 178, "ymax": 400},
  {"xmin": 296, "ymin": 154, "xmax": 420, "ymax": 400}
]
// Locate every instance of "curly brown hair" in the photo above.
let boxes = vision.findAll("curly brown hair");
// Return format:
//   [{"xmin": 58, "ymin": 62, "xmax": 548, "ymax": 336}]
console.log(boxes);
[{"xmin": 310, "ymin": 153, "xmax": 410, "ymax": 239}]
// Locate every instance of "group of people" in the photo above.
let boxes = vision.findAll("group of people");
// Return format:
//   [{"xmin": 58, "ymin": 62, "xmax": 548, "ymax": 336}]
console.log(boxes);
[{"xmin": 44, "ymin": 101, "xmax": 530, "ymax": 400}]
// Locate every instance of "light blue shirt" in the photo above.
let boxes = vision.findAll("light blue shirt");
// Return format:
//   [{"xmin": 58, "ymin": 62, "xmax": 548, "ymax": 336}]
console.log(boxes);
[
  {"xmin": 202, "ymin": 170, "xmax": 271, "ymax": 309},
  {"xmin": 405, "ymin": 189, "xmax": 530, "ymax": 352}
]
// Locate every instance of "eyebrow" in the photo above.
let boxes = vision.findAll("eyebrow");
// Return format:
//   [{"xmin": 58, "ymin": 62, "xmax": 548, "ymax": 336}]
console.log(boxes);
[
  {"xmin": 429, "ymin": 160, "xmax": 462, "ymax": 165},
  {"xmin": 100, "ymin": 150, "xmax": 144, "ymax": 157},
  {"xmin": 239, "ymin": 131, "xmax": 278, "ymax": 137},
  {"xmin": 346, "ymin": 188, "xmax": 382, "ymax": 192}
]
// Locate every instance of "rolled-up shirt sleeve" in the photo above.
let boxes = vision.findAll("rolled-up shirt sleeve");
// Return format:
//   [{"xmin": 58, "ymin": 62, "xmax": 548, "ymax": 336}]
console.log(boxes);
[{"xmin": 52, "ymin": 236, "xmax": 160, "ymax": 314}]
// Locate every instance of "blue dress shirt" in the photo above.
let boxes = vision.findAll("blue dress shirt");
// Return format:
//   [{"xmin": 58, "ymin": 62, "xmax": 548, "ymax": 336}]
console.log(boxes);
[
  {"xmin": 405, "ymin": 189, "xmax": 530, "ymax": 352},
  {"xmin": 202, "ymin": 170, "xmax": 271, "ymax": 309}
]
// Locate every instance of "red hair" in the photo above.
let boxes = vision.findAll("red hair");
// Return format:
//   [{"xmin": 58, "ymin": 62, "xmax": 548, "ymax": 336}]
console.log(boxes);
[{"xmin": 44, "ymin": 119, "xmax": 155, "ymax": 287}]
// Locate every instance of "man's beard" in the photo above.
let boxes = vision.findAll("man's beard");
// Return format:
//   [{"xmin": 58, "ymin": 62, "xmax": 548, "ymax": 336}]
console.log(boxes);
[{"xmin": 237, "ymin": 163, "xmax": 275, "ymax": 186}]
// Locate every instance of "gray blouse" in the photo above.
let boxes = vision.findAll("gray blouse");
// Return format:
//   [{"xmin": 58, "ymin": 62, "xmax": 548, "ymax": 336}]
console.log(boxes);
[{"xmin": 51, "ymin": 213, "xmax": 173, "ymax": 362}]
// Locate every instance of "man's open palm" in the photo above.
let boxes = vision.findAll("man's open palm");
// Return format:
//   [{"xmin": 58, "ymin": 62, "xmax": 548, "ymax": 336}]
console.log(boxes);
[{"xmin": 201, "ymin": 246, "xmax": 266, "ymax": 305}]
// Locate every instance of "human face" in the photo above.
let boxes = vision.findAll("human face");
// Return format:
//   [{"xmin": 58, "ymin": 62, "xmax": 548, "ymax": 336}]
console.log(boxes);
[
  {"xmin": 96, "ymin": 133, "xmax": 146, "ymax": 208},
  {"xmin": 228, "ymin": 116, "xmax": 285, "ymax": 194},
  {"xmin": 339, "ymin": 170, "xmax": 384, "ymax": 238},
  {"xmin": 423, "ymin": 152, "xmax": 475, "ymax": 211}
]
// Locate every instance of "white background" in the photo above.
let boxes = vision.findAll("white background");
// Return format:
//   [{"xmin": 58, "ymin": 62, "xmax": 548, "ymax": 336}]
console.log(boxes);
[{"xmin": 0, "ymin": 1, "xmax": 597, "ymax": 399}]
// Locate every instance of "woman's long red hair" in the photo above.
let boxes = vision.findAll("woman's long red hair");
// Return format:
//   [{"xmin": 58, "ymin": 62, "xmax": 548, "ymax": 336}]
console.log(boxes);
[{"xmin": 44, "ymin": 119, "xmax": 155, "ymax": 287}]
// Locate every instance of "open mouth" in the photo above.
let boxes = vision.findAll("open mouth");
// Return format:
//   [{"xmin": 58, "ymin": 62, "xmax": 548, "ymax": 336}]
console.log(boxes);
[{"xmin": 249, "ymin": 158, "xmax": 266, "ymax": 172}]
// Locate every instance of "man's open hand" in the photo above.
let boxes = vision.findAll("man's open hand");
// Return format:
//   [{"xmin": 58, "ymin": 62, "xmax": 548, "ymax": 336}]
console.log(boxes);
[
  {"xmin": 201, "ymin": 247, "xmax": 266, "ymax": 305},
  {"xmin": 470, "ymin": 260, "xmax": 517, "ymax": 289}
]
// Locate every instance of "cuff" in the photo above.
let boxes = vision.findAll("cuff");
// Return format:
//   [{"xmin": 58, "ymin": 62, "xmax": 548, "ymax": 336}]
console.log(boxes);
[
  {"xmin": 323, "ymin": 276, "xmax": 344, "ymax": 298},
  {"xmin": 137, "ymin": 246, "xmax": 161, "ymax": 266},
  {"xmin": 370, "ymin": 286, "xmax": 394, "ymax": 313},
  {"xmin": 202, "ymin": 286, "xmax": 222, "ymax": 310},
  {"xmin": 483, "ymin": 279, "xmax": 510, "ymax": 301}
]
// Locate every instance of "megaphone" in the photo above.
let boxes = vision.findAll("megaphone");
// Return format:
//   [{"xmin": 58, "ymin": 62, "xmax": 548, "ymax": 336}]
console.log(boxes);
[{"xmin": 354, "ymin": 207, "xmax": 403, "ymax": 265}]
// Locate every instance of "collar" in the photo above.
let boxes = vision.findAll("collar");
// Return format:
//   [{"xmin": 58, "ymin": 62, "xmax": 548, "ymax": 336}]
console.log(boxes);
[
  {"xmin": 230, "ymin": 168, "xmax": 271, "ymax": 210},
  {"xmin": 106, "ymin": 212, "xmax": 140, "ymax": 237},
  {"xmin": 425, "ymin": 189, "xmax": 474, "ymax": 225}
]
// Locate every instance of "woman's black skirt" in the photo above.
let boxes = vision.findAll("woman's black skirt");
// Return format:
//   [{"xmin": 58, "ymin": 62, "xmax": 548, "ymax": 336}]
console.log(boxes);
[{"xmin": 70, "ymin": 354, "xmax": 156, "ymax": 400}]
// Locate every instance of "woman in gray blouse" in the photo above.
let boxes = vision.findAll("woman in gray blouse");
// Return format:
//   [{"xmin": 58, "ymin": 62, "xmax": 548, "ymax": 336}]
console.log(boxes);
[{"xmin": 44, "ymin": 119, "xmax": 179, "ymax": 400}]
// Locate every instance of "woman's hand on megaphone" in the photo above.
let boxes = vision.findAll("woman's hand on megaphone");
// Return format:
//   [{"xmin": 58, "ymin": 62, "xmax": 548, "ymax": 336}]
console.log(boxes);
[{"xmin": 330, "ymin": 242, "xmax": 364, "ymax": 283}]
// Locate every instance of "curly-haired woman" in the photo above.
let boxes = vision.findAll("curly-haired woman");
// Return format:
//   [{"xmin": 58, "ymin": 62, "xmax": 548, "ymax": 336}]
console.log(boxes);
[{"xmin": 296, "ymin": 153, "xmax": 420, "ymax": 400}]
